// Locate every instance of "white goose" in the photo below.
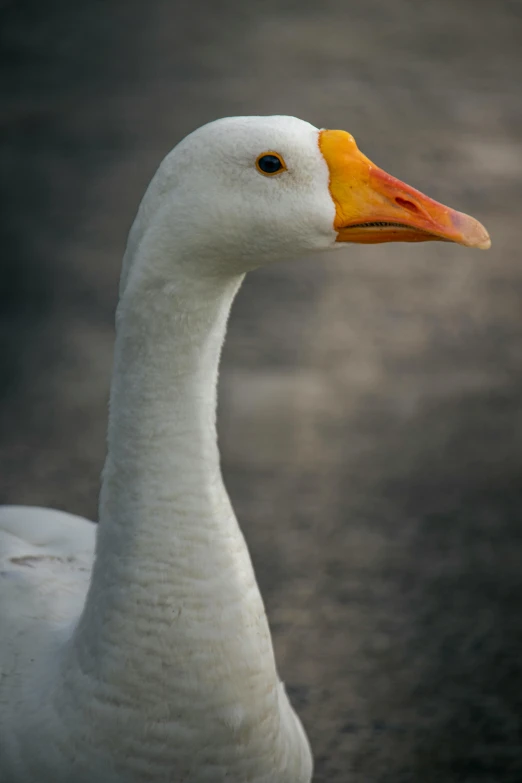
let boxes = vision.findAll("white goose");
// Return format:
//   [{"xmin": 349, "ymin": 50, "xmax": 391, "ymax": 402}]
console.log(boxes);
[{"xmin": 0, "ymin": 115, "xmax": 490, "ymax": 783}]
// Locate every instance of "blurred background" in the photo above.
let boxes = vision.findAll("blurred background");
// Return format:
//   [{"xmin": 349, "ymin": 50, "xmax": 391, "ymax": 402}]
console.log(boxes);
[{"xmin": 1, "ymin": 1, "xmax": 522, "ymax": 780}]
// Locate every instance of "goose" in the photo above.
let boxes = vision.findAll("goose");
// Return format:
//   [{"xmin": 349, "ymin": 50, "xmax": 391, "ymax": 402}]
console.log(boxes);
[{"xmin": 0, "ymin": 115, "xmax": 490, "ymax": 783}]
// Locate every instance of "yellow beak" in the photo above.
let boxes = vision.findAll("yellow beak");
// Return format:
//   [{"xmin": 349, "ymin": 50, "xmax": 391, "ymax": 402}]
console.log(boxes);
[{"xmin": 319, "ymin": 129, "xmax": 491, "ymax": 250}]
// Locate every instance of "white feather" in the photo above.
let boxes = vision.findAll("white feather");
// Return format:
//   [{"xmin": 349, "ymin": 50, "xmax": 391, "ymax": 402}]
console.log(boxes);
[{"xmin": 0, "ymin": 115, "xmax": 338, "ymax": 783}]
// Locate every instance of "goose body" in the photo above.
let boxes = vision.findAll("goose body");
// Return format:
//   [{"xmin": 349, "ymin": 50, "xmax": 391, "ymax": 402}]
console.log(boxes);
[{"xmin": 0, "ymin": 115, "xmax": 489, "ymax": 782}]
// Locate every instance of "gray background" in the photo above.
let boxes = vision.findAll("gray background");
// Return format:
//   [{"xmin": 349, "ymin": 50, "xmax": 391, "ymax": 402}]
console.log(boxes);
[{"xmin": 1, "ymin": 1, "xmax": 522, "ymax": 780}]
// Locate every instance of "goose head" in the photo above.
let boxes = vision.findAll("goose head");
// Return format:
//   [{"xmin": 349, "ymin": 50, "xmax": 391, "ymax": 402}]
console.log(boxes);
[{"xmin": 126, "ymin": 115, "xmax": 490, "ymax": 285}]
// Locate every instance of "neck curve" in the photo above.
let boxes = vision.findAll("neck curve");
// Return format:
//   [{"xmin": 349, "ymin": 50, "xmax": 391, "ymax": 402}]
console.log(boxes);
[
  {"xmin": 74, "ymin": 261, "xmax": 273, "ymax": 674},
  {"xmin": 52, "ymin": 219, "xmax": 312, "ymax": 781},
  {"xmin": 68, "ymin": 234, "xmax": 288, "ymax": 724}
]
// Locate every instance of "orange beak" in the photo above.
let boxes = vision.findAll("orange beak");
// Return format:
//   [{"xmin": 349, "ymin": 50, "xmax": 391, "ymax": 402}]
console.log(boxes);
[{"xmin": 319, "ymin": 129, "xmax": 491, "ymax": 249}]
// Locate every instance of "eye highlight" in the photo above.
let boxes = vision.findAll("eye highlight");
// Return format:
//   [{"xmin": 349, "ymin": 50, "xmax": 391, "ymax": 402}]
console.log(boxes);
[{"xmin": 255, "ymin": 152, "xmax": 286, "ymax": 176}]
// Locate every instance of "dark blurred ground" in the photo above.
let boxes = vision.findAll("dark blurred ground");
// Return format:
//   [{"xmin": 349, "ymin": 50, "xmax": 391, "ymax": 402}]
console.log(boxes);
[{"xmin": 1, "ymin": 1, "xmax": 522, "ymax": 780}]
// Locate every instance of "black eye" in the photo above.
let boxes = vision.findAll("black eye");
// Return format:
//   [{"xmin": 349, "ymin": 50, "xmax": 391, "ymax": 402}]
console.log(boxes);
[
  {"xmin": 255, "ymin": 152, "xmax": 286, "ymax": 176},
  {"xmin": 258, "ymin": 155, "xmax": 282, "ymax": 173}
]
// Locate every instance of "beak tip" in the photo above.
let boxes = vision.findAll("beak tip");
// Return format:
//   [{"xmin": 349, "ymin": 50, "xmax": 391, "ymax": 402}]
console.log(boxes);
[
  {"xmin": 469, "ymin": 229, "xmax": 491, "ymax": 251},
  {"xmin": 463, "ymin": 230, "xmax": 491, "ymax": 250},
  {"xmin": 456, "ymin": 213, "xmax": 491, "ymax": 250}
]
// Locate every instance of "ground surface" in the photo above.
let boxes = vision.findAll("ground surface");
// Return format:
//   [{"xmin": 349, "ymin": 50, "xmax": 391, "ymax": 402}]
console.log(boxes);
[{"xmin": 1, "ymin": 1, "xmax": 522, "ymax": 780}]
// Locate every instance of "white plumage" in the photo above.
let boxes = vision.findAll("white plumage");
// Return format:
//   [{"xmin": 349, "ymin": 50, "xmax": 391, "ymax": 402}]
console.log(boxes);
[{"xmin": 0, "ymin": 115, "xmax": 489, "ymax": 783}]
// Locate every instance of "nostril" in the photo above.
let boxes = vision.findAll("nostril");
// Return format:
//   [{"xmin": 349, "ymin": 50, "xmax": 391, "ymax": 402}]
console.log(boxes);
[{"xmin": 395, "ymin": 197, "xmax": 420, "ymax": 213}]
